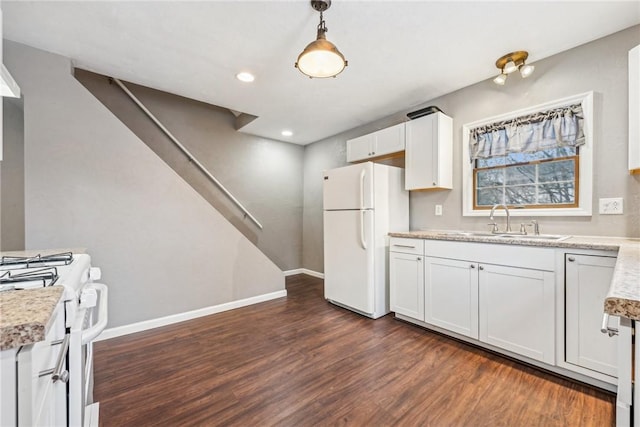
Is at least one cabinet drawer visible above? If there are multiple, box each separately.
[389,237,424,255]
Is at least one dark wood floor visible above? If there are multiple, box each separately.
[94,275,615,426]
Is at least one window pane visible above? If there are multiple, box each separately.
[538,183,575,204]
[477,188,502,206]
[476,147,577,168]
[505,165,535,185]
[539,159,574,183]
[476,169,504,187]
[505,185,536,205]
[504,152,530,165]
[477,157,504,168]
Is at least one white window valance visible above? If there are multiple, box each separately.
[469,103,585,161]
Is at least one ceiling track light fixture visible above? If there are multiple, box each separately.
[295,0,348,78]
[493,51,535,85]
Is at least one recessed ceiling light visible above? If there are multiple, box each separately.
[281,130,293,137]
[236,72,255,83]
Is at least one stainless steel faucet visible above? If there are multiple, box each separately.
[489,204,511,233]
[518,219,540,235]
[530,219,540,235]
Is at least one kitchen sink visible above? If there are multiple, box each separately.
[437,231,497,237]
[436,230,570,241]
[502,234,571,241]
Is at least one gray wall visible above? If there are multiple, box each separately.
[303,25,640,273]
[0,97,25,250]
[74,70,303,271]
[4,40,284,328]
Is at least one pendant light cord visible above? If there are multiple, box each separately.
[318,10,327,32]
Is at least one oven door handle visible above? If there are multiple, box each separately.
[81,283,108,345]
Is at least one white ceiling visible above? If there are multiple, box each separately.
[3,1,640,145]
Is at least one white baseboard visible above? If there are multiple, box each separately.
[283,268,324,279]
[97,289,287,341]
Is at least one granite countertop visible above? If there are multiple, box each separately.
[0,286,64,350]
[0,247,84,351]
[390,230,640,321]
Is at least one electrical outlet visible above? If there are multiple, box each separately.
[435,205,443,216]
[599,198,624,215]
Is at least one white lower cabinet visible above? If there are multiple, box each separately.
[565,253,618,378]
[424,257,478,338]
[389,237,626,389]
[389,238,424,320]
[12,302,67,427]
[390,252,424,320]
[479,264,555,364]
[391,239,558,365]
[423,257,554,363]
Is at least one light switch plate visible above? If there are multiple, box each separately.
[435,205,443,216]
[599,198,624,214]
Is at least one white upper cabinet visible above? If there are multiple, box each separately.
[375,123,405,156]
[405,112,453,190]
[345,112,453,191]
[1,6,3,161]
[346,133,375,162]
[629,45,640,173]
[346,122,405,162]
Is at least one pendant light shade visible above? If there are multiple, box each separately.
[295,0,348,78]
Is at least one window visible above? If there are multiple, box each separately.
[462,92,593,217]
[474,146,579,209]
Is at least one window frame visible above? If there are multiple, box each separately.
[462,92,593,217]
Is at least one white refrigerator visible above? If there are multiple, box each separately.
[323,162,409,318]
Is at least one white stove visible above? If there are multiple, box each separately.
[0,252,108,427]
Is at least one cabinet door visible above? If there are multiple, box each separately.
[630,45,640,172]
[390,252,424,320]
[479,264,555,364]
[346,133,374,163]
[17,303,67,427]
[374,122,405,157]
[405,112,452,190]
[424,257,478,338]
[565,254,617,377]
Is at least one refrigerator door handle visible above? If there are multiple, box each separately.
[360,210,367,249]
[359,169,366,210]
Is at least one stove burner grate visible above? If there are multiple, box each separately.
[0,252,73,269]
[0,267,60,291]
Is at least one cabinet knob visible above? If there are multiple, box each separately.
[567,257,576,262]
[432,182,437,186]
[479,266,484,271]
[417,257,422,261]
[470,264,475,269]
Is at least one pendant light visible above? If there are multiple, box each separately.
[295,0,348,78]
